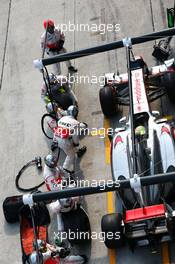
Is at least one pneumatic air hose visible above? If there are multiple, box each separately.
[15,157,45,192]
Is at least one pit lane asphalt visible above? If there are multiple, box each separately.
[0,0,174,263]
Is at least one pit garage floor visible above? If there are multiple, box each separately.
[0,0,175,263]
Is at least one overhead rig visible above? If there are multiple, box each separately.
[34,27,175,68]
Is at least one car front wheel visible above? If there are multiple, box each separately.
[99,86,117,117]
[101,213,125,249]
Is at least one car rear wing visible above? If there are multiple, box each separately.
[33,27,175,69]
[11,171,175,206]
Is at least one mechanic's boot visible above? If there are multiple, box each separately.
[77,146,87,158]
[51,141,58,151]
[68,66,78,72]
[63,168,75,183]
[63,168,74,175]
[80,255,88,263]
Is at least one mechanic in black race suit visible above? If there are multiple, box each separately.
[41,73,73,110]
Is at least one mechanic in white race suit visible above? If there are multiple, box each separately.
[43,153,80,214]
[41,19,77,75]
[51,105,87,174]
[43,153,70,191]
[43,153,81,242]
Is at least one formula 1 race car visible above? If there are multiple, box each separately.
[101,56,175,251]
[32,27,175,253]
[98,35,175,252]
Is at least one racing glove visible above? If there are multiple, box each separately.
[73,142,79,147]
[58,40,64,49]
[56,247,70,258]
[77,146,87,158]
[51,251,57,258]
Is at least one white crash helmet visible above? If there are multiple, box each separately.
[46,102,58,114]
[44,154,57,168]
[29,251,43,264]
[67,105,78,118]
[47,73,57,85]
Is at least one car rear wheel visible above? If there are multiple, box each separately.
[99,86,117,117]
[3,196,23,223]
[101,213,125,249]
[62,207,91,245]
[161,72,175,103]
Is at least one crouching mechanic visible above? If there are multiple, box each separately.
[51,105,87,174]
[28,239,87,264]
[44,102,78,140]
[41,19,77,75]
[43,153,70,191]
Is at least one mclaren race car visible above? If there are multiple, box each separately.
[101,56,175,251]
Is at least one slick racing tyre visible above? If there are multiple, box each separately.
[3,196,23,223]
[101,213,125,249]
[41,113,57,139]
[163,165,175,204]
[99,86,117,117]
[62,207,91,245]
[161,72,175,103]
